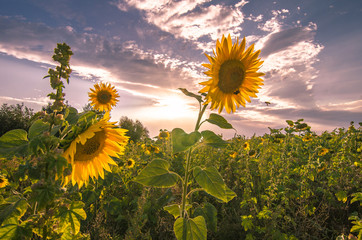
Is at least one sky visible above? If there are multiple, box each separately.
[0,0,361,138]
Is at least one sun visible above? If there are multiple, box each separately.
[199,34,264,113]
[150,95,195,120]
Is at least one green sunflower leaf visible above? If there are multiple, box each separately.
[57,201,86,235]
[64,107,79,125]
[172,128,201,154]
[174,216,207,240]
[0,222,32,240]
[201,130,228,148]
[193,166,236,203]
[28,119,50,139]
[164,204,192,219]
[205,113,233,129]
[193,203,217,232]
[30,183,55,210]
[178,88,203,103]
[134,159,180,188]
[0,129,28,157]
[0,196,28,226]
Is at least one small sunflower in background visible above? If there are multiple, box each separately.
[249,150,257,158]
[0,175,9,188]
[158,130,170,140]
[243,142,250,150]
[319,148,329,156]
[62,113,129,187]
[89,82,120,112]
[273,138,283,144]
[125,158,135,169]
[302,134,313,142]
[230,152,237,158]
[200,34,264,113]
[149,145,160,154]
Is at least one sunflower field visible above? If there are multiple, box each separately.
[0,39,361,240]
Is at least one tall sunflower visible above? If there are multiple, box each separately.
[89,82,120,112]
[63,113,129,187]
[199,34,264,113]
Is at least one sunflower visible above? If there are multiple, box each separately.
[243,142,250,150]
[200,34,264,113]
[88,82,120,112]
[158,130,170,140]
[0,175,8,188]
[230,152,237,158]
[63,113,129,187]
[249,150,257,158]
[125,158,135,169]
[319,148,329,156]
[302,134,313,142]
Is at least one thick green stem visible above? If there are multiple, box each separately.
[195,104,208,131]
[180,148,192,218]
[180,103,208,218]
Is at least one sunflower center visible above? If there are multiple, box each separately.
[75,131,104,161]
[218,60,245,93]
[97,90,112,104]
[0,178,4,183]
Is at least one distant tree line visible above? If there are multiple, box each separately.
[0,103,149,141]
[0,103,35,136]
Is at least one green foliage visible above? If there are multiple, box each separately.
[0,103,34,136]
[119,116,149,142]
[134,159,181,187]
[0,129,28,157]
[0,221,32,240]
[164,204,192,219]
[57,201,86,235]
[205,113,234,129]
[200,130,228,148]
[193,203,217,232]
[193,166,236,203]
[172,128,201,154]
[178,88,203,103]
[0,196,28,225]
[174,216,207,240]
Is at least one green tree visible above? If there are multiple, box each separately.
[119,116,149,142]
[0,103,35,136]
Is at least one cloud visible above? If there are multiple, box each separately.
[257,9,289,33]
[319,100,362,112]
[255,21,324,109]
[260,26,316,58]
[0,16,203,92]
[117,0,247,44]
[0,96,49,109]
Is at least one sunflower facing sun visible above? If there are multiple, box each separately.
[199,34,264,113]
[63,113,129,187]
[89,82,120,112]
